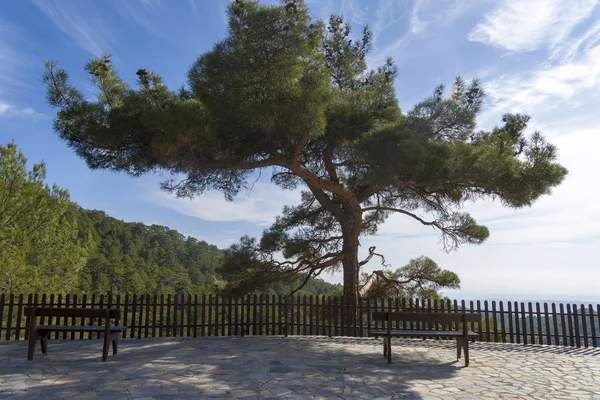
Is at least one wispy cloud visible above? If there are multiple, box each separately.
[0,18,39,118]
[367,0,470,68]
[479,15,600,132]
[187,0,201,17]
[0,100,44,119]
[32,0,113,56]
[306,0,335,20]
[409,0,427,34]
[339,0,367,25]
[371,0,411,46]
[0,18,31,90]
[117,0,164,36]
[145,181,302,226]
[552,18,600,61]
[409,0,470,36]
[468,0,598,52]
[484,46,600,116]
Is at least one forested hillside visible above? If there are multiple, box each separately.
[68,207,224,294]
[68,206,342,296]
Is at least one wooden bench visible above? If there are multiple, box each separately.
[24,307,127,362]
[370,311,481,366]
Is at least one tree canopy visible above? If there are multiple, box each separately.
[43,0,567,311]
[0,142,90,293]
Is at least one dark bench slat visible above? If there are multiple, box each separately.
[25,307,120,319]
[370,329,477,337]
[372,311,481,323]
[37,325,127,333]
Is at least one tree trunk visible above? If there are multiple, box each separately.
[342,245,360,336]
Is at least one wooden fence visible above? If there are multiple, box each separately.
[0,293,598,348]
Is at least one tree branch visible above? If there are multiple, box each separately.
[286,268,324,298]
[361,206,439,228]
[206,157,284,170]
[323,141,339,183]
[292,137,309,161]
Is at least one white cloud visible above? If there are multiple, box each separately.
[371,0,411,45]
[339,0,368,25]
[367,0,470,68]
[552,19,600,61]
[0,100,43,119]
[468,0,598,52]
[144,181,302,226]
[480,43,600,127]
[0,18,31,91]
[409,0,428,34]
[0,19,39,118]
[32,0,113,56]
[117,0,164,36]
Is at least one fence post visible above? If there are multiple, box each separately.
[158,294,164,338]
[543,303,551,345]
[145,294,151,339]
[507,301,514,343]
[573,304,581,348]
[581,305,588,348]
[0,294,5,341]
[499,301,506,343]
[284,296,289,337]
[566,303,574,347]
[152,294,158,338]
[535,302,542,345]
[201,294,206,337]
[551,303,559,346]
[589,304,597,348]
[15,294,24,340]
[321,295,326,337]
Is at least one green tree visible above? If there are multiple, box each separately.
[0,142,91,293]
[359,256,460,300]
[43,0,567,327]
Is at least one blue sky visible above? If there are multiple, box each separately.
[1,0,599,301]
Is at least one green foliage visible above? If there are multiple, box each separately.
[67,208,224,294]
[360,256,460,300]
[0,142,91,294]
[43,0,568,299]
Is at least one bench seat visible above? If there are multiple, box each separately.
[370,329,478,337]
[37,325,127,333]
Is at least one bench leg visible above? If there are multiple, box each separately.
[41,336,48,355]
[27,333,37,361]
[112,336,118,355]
[386,337,392,364]
[102,334,110,362]
[41,337,47,354]
[464,339,470,367]
[457,338,462,360]
[383,339,387,358]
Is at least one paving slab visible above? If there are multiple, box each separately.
[0,336,598,399]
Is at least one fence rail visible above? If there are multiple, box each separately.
[1,293,598,348]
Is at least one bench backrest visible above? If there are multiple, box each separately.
[24,307,120,319]
[372,311,481,324]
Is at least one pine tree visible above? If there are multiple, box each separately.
[43,0,567,330]
[0,142,91,293]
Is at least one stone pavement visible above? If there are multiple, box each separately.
[0,336,599,399]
